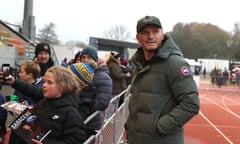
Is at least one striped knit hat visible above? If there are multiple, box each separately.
[68,61,96,88]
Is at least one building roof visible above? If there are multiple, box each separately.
[0,20,34,46]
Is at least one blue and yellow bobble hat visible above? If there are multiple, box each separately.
[68,61,97,88]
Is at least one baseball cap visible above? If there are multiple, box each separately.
[137,16,162,33]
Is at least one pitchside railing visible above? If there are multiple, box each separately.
[83,86,131,144]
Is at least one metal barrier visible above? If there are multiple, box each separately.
[83,86,131,144]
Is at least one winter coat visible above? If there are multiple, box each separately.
[125,35,200,144]
[33,93,87,144]
[79,60,112,132]
[107,56,127,95]
[13,78,44,105]
[9,78,44,144]
[11,80,87,144]
[11,79,43,102]
[121,64,133,86]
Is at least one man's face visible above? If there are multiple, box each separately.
[37,51,50,64]
[136,25,164,51]
[80,54,94,63]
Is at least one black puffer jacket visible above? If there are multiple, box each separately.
[12,79,43,102]
[11,79,87,144]
[34,93,87,144]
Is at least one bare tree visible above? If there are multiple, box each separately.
[36,22,60,44]
[103,25,131,41]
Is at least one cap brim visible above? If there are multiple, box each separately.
[137,22,162,32]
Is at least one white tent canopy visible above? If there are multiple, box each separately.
[184,58,201,66]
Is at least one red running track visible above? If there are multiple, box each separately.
[185,80,240,144]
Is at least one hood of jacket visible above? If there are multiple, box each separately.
[96,58,110,75]
[38,92,79,110]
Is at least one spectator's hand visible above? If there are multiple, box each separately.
[0,71,15,85]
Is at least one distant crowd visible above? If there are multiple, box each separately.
[210,67,240,88]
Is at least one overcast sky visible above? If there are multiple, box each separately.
[0,0,239,43]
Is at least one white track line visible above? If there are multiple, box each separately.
[203,96,228,111]
[203,92,240,119]
[222,97,240,119]
[223,96,240,105]
[199,111,233,144]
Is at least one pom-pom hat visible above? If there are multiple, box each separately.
[68,61,96,88]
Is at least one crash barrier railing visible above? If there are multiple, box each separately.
[83,86,131,144]
[84,110,101,125]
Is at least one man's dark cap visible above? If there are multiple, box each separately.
[137,16,162,33]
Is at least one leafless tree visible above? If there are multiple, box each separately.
[103,25,131,41]
[36,22,60,44]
